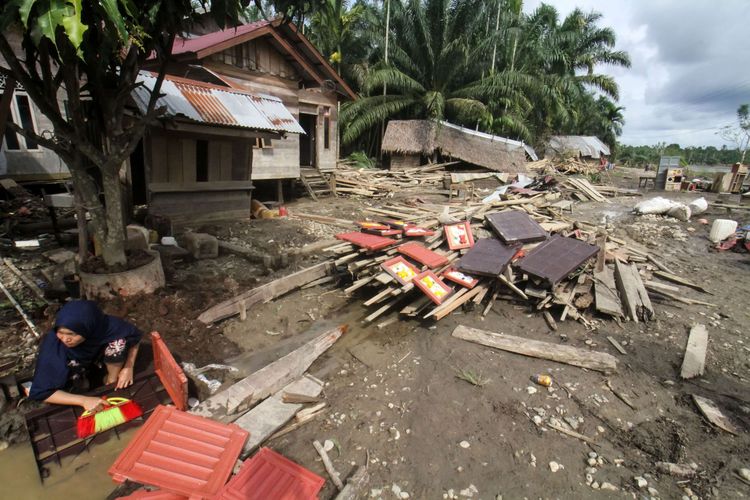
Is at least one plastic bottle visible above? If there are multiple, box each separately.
[531,374,552,387]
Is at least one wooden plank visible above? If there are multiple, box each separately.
[653,271,711,294]
[614,261,653,322]
[680,324,708,379]
[191,325,345,420]
[433,286,485,321]
[693,395,738,435]
[644,280,680,294]
[607,336,627,355]
[3,258,47,303]
[594,267,624,318]
[452,325,618,373]
[198,262,334,323]
[236,374,324,457]
[334,466,370,500]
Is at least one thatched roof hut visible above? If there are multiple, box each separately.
[381,120,533,173]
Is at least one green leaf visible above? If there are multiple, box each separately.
[16,0,38,28]
[99,0,128,43]
[33,0,68,47]
[61,0,88,53]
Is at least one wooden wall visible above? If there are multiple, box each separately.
[203,36,341,180]
[145,129,254,221]
[390,154,421,170]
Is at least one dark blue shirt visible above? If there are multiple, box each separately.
[29,301,142,401]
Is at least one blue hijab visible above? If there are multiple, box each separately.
[29,300,142,401]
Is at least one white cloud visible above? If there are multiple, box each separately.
[524,0,750,147]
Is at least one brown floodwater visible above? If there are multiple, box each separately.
[0,430,133,500]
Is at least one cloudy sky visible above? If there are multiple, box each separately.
[524,0,750,147]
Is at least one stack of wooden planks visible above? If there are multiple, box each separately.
[527,158,601,176]
[333,162,457,198]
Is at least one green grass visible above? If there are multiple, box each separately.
[455,368,489,387]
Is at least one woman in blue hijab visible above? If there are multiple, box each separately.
[29,300,143,412]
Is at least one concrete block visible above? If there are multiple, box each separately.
[183,232,218,259]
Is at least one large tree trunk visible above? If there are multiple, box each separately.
[68,154,127,269]
[100,166,127,268]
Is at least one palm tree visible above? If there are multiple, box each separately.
[307,0,376,77]
[340,0,491,145]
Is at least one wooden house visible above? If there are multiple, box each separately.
[0,33,69,183]
[132,18,356,221]
[381,120,535,173]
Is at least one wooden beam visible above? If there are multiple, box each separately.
[593,268,624,319]
[614,261,654,322]
[452,325,618,373]
[235,374,324,458]
[0,77,16,141]
[191,324,346,419]
[269,30,324,85]
[680,324,708,379]
[198,261,334,323]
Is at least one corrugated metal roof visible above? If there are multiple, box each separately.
[439,121,538,161]
[547,136,610,159]
[133,72,304,134]
[172,20,271,56]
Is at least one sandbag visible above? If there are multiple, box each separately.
[667,204,691,222]
[688,197,708,215]
[634,197,679,215]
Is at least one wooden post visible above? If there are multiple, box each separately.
[276,179,284,203]
[0,77,16,141]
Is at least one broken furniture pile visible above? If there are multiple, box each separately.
[319,197,712,329]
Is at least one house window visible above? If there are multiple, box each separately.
[4,94,39,150]
[253,137,272,149]
[196,140,208,182]
[323,107,331,150]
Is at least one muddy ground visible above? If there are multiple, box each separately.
[1,170,750,499]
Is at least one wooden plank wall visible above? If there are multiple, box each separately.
[205,40,341,179]
[149,191,252,224]
[149,131,252,184]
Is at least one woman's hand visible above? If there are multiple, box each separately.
[116,367,134,389]
[80,396,107,413]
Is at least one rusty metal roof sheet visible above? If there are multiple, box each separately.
[516,235,599,285]
[109,405,248,498]
[133,72,304,135]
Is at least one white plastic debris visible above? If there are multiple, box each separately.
[709,219,738,243]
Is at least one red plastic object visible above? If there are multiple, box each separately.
[403,225,435,237]
[151,332,189,411]
[117,489,187,499]
[441,268,478,289]
[398,242,448,268]
[413,271,453,305]
[335,231,395,250]
[214,447,325,500]
[108,405,249,499]
[443,221,475,250]
[381,256,420,285]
